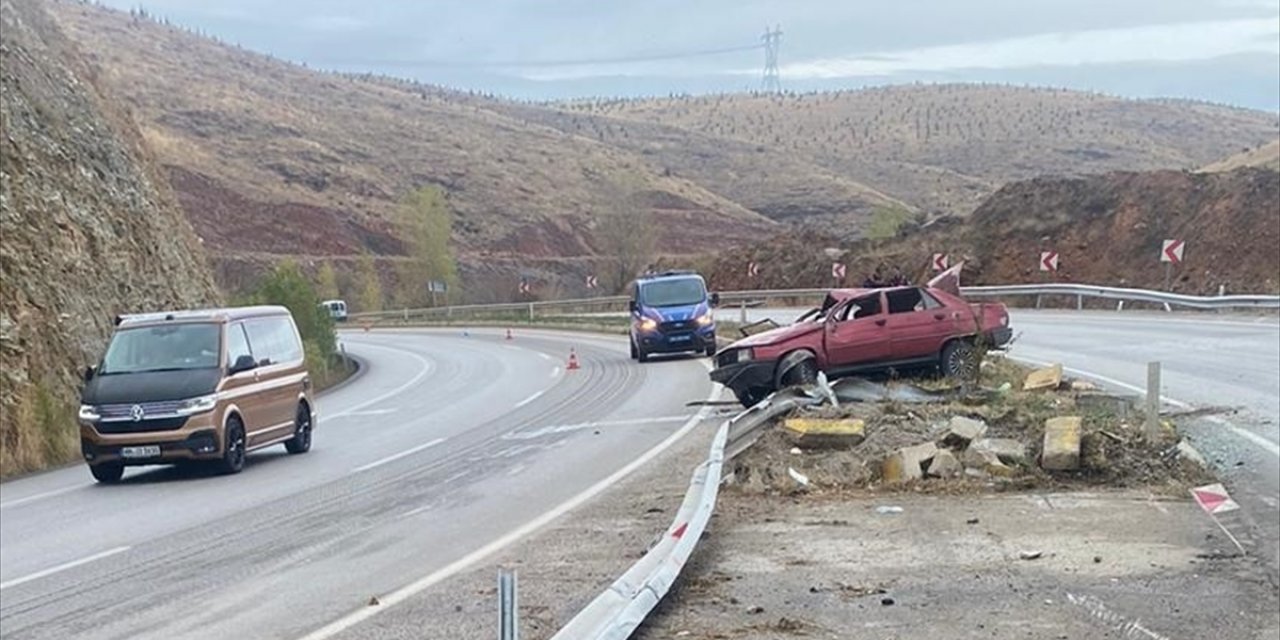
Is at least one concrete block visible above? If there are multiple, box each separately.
[783,418,866,449]
[926,449,962,479]
[960,448,1016,477]
[1023,363,1063,391]
[942,416,988,448]
[1042,416,1082,471]
[881,442,938,483]
[968,438,1028,467]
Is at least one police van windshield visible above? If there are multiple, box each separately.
[100,323,221,374]
[639,278,707,308]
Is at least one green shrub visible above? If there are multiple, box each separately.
[250,261,338,371]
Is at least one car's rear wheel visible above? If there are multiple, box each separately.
[217,417,247,475]
[89,462,124,484]
[285,403,312,454]
[940,340,978,380]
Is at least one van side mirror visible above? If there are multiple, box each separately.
[628,300,638,313]
[83,365,96,382]
[710,292,721,307]
[229,354,257,375]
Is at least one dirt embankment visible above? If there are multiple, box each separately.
[0,0,221,476]
[709,167,1280,295]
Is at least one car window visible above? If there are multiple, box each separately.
[244,316,302,365]
[847,294,882,320]
[226,323,252,366]
[919,290,944,310]
[887,288,926,314]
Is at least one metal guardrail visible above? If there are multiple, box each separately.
[549,397,797,640]
[349,284,1278,324]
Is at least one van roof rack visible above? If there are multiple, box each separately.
[639,269,699,280]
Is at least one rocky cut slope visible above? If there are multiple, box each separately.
[0,0,220,476]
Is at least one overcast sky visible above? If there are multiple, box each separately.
[103,0,1280,109]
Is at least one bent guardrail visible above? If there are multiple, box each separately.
[549,398,797,640]
[349,283,1278,325]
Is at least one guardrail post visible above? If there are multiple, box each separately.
[402,308,408,322]
[739,301,747,324]
[1116,300,1124,312]
[1035,294,1043,309]
[1076,294,1083,310]
[499,568,518,640]
[1145,362,1161,439]
[527,303,535,323]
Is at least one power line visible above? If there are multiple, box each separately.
[318,43,764,70]
[761,25,782,93]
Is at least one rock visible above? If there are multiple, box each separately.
[968,438,1028,467]
[1176,440,1208,467]
[966,517,980,525]
[1042,416,1083,470]
[1023,363,1064,391]
[926,449,963,478]
[881,597,896,606]
[962,448,1017,477]
[874,505,904,515]
[1020,550,1044,561]
[747,605,765,615]
[942,416,988,448]
[1070,379,1100,391]
[881,442,939,483]
[783,417,866,448]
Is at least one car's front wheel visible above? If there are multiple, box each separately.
[217,417,247,475]
[89,462,124,484]
[734,387,769,407]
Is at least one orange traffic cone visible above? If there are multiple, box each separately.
[505,328,513,341]
[566,348,581,371]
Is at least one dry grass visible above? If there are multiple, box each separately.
[1,382,79,479]
[1201,139,1280,173]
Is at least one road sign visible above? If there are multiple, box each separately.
[518,280,531,294]
[1039,251,1059,272]
[831,262,846,280]
[747,261,760,278]
[585,275,598,289]
[1192,483,1240,515]
[931,253,949,272]
[427,280,448,293]
[1161,239,1185,264]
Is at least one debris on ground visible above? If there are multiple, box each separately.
[1042,416,1083,470]
[782,417,866,448]
[1023,363,1064,390]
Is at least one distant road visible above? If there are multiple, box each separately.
[0,329,719,640]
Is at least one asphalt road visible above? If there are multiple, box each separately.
[719,306,1280,577]
[0,329,719,640]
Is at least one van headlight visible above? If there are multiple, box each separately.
[639,318,658,332]
[696,313,714,326]
[175,394,218,416]
[78,404,101,422]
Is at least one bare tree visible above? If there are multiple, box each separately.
[595,190,658,294]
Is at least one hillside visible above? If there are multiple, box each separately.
[707,168,1280,296]
[0,0,220,476]
[595,87,1279,217]
[1201,140,1280,173]
[48,2,776,285]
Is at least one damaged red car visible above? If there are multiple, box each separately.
[710,266,1012,406]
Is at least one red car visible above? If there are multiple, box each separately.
[710,268,1012,406]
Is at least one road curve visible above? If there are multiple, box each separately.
[0,328,718,640]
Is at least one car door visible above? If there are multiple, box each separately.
[884,288,953,359]
[823,293,891,369]
[242,317,297,446]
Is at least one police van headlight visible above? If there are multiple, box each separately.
[639,318,658,332]
[175,394,218,416]
[696,313,714,326]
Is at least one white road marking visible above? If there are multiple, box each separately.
[351,438,447,474]
[513,390,545,409]
[0,485,82,510]
[1011,354,1280,458]
[538,353,554,362]
[0,546,131,591]
[297,363,720,640]
[326,346,432,420]
[551,367,561,378]
[334,408,398,417]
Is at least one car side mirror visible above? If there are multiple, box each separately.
[628,300,638,313]
[229,354,257,375]
[709,292,721,307]
[83,365,96,382]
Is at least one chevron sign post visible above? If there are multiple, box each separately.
[585,275,598,289]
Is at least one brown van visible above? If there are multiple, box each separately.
[77,306,315,483]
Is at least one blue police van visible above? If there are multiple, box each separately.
[628,270,720,362]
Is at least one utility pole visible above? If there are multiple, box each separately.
[761,25,782,94]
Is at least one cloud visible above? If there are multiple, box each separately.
[755,18,1279,79]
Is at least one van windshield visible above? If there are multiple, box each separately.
[100,323,221,374]
[639,278,707,308]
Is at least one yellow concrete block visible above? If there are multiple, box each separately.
[1023,363,1064,391]
[1042,416,1083,470]
[784,418,867,449]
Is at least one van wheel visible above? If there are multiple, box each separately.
[90,462,124,484]
[637,346,650,363]
[285,403,313,454]
[629,339,639,360]
[940,340,978,380]
[218,417,247,475]
[704,344,717,358]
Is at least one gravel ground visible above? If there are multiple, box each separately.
[636,490,1280,640]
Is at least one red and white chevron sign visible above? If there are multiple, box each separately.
[1191,483,1239,515]
[585,275,598,289]
[831,262,847,280]
[1039,251,1059,272]
[747,261,760,278]
[931,253,949,272]
[518,280,531,294]
[1161,239,1185,264]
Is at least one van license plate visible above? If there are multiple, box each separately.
[121,445,160,458]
